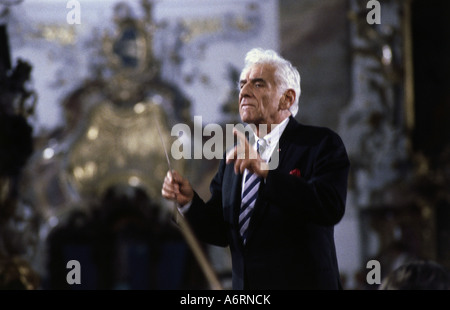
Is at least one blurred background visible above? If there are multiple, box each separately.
[0,0,449,290]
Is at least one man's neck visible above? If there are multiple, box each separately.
[255,115,291,138]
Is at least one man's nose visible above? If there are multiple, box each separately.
[239,83,252,99]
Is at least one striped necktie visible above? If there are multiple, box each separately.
[238,139,265,244]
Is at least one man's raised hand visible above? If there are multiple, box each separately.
[225,129,269,178]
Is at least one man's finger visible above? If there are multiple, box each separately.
[226,146,237,163]
[168,169,182,184]
[161,186,176,200]
[234,129,251,160]
[234,159,241,175]
[166,170,174,183]
[162,179,175,193]
[233,129,248,147]
[239,159,248,174]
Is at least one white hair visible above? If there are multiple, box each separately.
[240,48,301,117]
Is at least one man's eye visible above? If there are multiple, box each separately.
[255,83,262,88]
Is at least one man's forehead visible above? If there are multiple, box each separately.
[240,63,275,81]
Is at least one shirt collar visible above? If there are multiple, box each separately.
[252,116,290,148]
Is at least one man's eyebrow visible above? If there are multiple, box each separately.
[239,78,266,85]
[252,78,266,84]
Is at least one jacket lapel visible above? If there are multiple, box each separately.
[232,172,243,225]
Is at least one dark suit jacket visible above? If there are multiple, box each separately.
[185,116,350,290]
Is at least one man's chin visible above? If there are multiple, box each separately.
[239,113,255,124]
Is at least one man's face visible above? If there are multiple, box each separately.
[238,63,283,127]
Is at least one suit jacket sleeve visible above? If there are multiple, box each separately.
[184,158,229,247]
[262,126,350,226]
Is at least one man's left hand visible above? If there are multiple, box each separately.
[225,129,269,178]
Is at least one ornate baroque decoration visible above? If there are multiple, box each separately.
[67,99,179,201]
[340,0,411,208]
[67,2,187,202]
[339,0,449,287]
[23,0,191,225]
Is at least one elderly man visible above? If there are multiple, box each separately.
[162,48,350,290]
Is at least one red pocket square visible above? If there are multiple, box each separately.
[289,168,301,177]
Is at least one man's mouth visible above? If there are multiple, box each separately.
[240,99,254,108]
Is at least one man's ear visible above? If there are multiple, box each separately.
[279,89,295,110]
